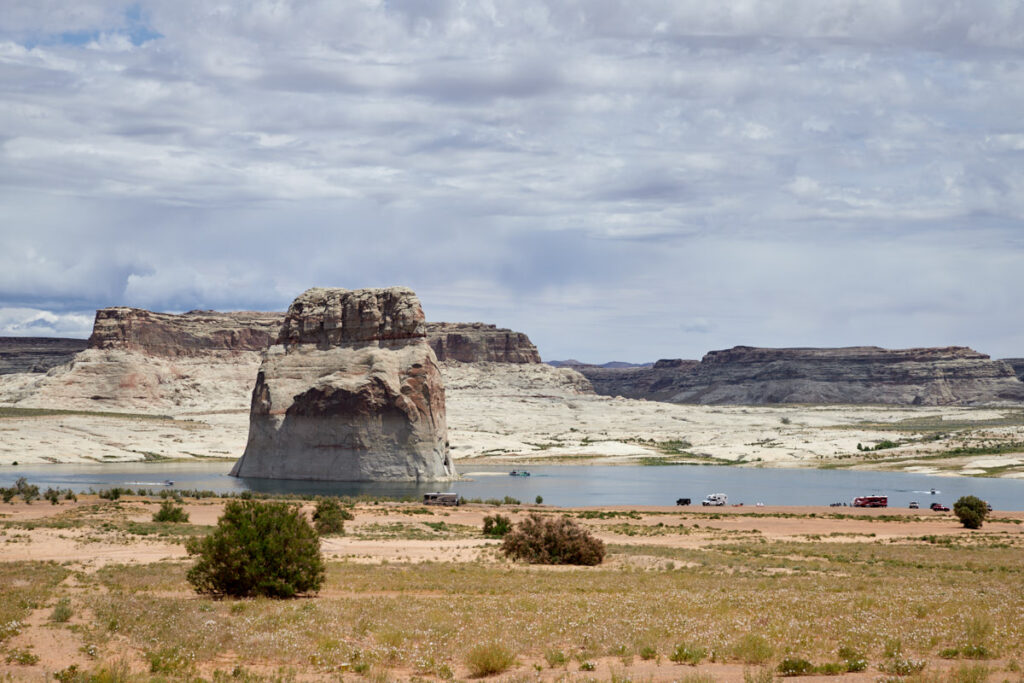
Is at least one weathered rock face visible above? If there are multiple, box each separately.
[89,308,284,356]
[571,359,699,401]
[230,287,452,482]
[0,337,88,375]
[426,323,541,363]
[580,346,1024,406]
[1002,359,1024,382]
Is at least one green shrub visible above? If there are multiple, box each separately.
[500,513,605,565]
[186,500,325,598]
[778,658,814,676]
[152,499,189,523]
[954,496,989,529]
[669,643,706,665]
[535,495,543,504]
[312,498,351,536]
[465,642,515,677]
[147,646,192,674]
[837,646,867,672]
[544,649,567,668]
[639,645,658,661]
[51,597,73,623]
[482,513,512,538]
[14,477,39,504]
[733,634,773,665]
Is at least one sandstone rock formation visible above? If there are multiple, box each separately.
[230,287,452,482]
[426,322,541,363]
[578,346,1024,406]
[89,307,283,356]
[1002,359,1024,382]
[0,337,88,375]
[572,358,699,401]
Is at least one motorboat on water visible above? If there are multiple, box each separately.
[509,470,531,477]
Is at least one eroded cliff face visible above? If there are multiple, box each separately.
[571,359,699,401]
[0,338,88,375]
[89,308,283,356]
[426,323,541,363]
[230,287,452,482]
[578,346,1024,406]
[1002,359,1024,383]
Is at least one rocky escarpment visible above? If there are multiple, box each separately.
[89,307,284,356]
[425,322,540,363]
[572,358,699,401]
[1002,359,1024,382]
[230,287,452,482]
[0,337,88,375]
[583,346,1024,406]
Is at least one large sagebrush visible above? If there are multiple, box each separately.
[500,513,605,565]
[186,500,324,598]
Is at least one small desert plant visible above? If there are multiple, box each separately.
[778,657,814,676]
[670,643,706,665]
[837,646,867,672]
[147,646,192,674]
[312,497,351,536]
[544,649,567,668]
[733,634,773,665]
[954,496,989,529]
[1,487,16,504]
[51,597,73,623]
[535,495,543,504]
[500,513,605,565]
[14,477,39,503]
[639,645,658,661]
[465,642,515,677]
[152,499,189,523]
[743,666,775,683]
[186,499,325,598]
[44,487,61,505]
[950,663,991,683]
[482,513,512,538]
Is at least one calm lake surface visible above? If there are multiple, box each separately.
[2,461,1023,509]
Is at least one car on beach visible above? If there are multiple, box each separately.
[909,501,919,509]
[930,502,950,511]
[702,493,728,506]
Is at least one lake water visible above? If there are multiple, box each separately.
[2,461,1023,509]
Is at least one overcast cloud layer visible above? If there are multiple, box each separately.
[2,1,1024,361]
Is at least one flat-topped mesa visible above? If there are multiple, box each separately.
[0,337,89,375]
[231,287,452,482]
[426,322,541,363]
[89,307,284,356]
[675,345,1024,405]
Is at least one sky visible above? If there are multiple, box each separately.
[2,1,1024,362]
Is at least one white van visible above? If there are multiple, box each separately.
[701,493,728,506]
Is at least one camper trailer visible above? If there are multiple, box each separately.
[423,492,460,506]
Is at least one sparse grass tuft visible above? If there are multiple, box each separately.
[465,642,515,677]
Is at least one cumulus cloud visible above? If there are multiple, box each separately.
[1,1,1023,360]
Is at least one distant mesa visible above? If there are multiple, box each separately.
[0,337,88,375]
[230,287,453,482]
[89,307,283,356]
[427,322,540,364]
[575,345,1024,406]
[547,359,652,369]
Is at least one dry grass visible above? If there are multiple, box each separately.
[2,500,1024,681]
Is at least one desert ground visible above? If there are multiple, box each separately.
[3,360,1024,478]
[1,493,1023,682]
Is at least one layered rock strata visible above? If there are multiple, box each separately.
[578,346,1024,406]
[230,287,452,481]
[571,358,699,401]
[0,337,88,375]
[425,322,541,363]
[1002,359,1024,383]
[89,308,283,356]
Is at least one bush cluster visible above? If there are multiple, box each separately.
[186,500,324,598]
[152,499,189,523]
[500,513,605,565]
[312,497,353,536]
[482,513,512,538]
[954,496,989,529]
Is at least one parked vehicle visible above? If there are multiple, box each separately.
[853,495,888,508]
[423,492,460,506]
[909,501,919,509]
[676,498,691,506]
[702,493,728,506]
[930,502,949,512]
